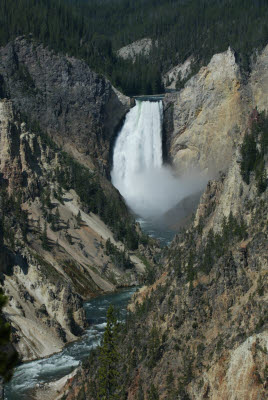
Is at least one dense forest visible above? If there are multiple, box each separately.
[0,0,268,94]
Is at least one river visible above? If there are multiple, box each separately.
[4,287,138,400]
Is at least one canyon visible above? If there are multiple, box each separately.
[0,36,267,400]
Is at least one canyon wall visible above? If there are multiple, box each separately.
[0,37,130,173]
[163,45,268,178]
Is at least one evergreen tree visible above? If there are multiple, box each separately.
[240,132,258,184]
[75,210,82,228]
[37,216,41,234]
[240,112,268,192]
[55,207,60,230]
[41,221,49,250]
[0,217,3,248]
[255,158,267,194]
[96,305,120,400]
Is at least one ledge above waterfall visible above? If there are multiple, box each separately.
[132,94,165,102]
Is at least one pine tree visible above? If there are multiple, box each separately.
[75,210,82,228]
[55,207,60,230]
[97,305,120,400]
[255,158,267,194]
[240,132,258,184]
[41,221,49,250]
[0,217,3,248]
[51,216,56,232]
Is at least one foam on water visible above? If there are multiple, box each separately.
[95,322,107,329]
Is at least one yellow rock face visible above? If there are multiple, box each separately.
[165,46,268,179]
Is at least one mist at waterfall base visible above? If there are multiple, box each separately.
[111,100,206,231]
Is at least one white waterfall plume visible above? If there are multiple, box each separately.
[111,100,204,219]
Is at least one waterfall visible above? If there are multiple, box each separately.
[112,100,163,174]
[111,100,183,218]
[111,100,207,220]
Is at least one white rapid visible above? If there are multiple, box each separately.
[111,100,204,219]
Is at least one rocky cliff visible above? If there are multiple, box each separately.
[162,57,193,90]
[163,45,268,178]
[0,37,130,174]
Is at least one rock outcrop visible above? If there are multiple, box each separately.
[0,37,130,173]
[117,38,155,62]
[249,43,268,112]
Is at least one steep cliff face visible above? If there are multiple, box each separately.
[0,99,148,361]
[0,37,130,173]
[163,47,268,177]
